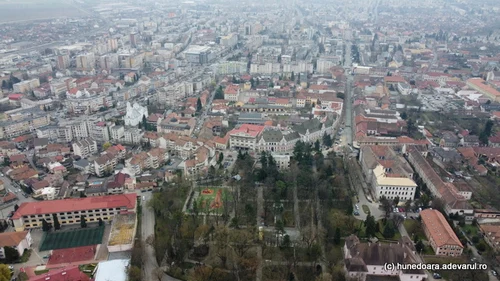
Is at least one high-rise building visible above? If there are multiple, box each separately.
[100,54,119,70]
[107,38,118,52]
[56,54,70,70]
[76,53,96,70]
[130,32,138,47]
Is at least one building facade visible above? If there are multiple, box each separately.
[420,209,464,256]
[11,193,137,231]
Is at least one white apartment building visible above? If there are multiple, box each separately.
[111,126,125,141]
[94,153,117,177]
[72,138,97,158]
[91,122,112,142]
[124,128,143,144]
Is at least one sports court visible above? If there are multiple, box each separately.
[39,226,105,251]
[47,245,97,265]
[194,188,232,215]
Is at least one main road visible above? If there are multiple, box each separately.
[343,42,354,147]
[141,192,181,281]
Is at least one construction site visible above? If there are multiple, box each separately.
[106,212,137,252]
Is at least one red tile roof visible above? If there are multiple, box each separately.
[228,124,265,138]
[12,193,136,219]
[0,231,29,247]
[420,209,463,248]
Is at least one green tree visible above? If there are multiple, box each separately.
[0,264,11,281]
[336,92,345,99]
[217,152,224,165]
[400,111,408,120]
[291,71,295,81]
[3,246,20,263]
[214,85,224,99]
[393,196,400,207]
[383,220,396,238]
[98,218,104,227]
[260,151,268,168]
[346,198,354,215]
[142,115,148,131]
[80,215,87,228]
[364,215,377,238]
[479,120,494,144]
[415,240,424,253]
[14,204,19,211]
[334,227,341,245]
[407,118,415,135]
[102,142,112,151]
[282,234,291,248]
[196,97,202,112]
[380,196,392,218]
[52,214,60,230]
[314,139,321,152]
[322,132,333,147]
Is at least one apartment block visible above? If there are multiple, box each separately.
[13,78,40,93]
[72,138,98,158]
[0,109,50,139]
[76,53,96,70]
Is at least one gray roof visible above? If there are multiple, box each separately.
[33,138,49,147]
[292,118,322,135]
[73,159,90,168]
[283,131,300,141]
[260,130,283,142]
[239,112,263,119]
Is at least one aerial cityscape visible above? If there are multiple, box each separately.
[0,0,500,280]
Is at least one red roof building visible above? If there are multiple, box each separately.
[12,193,137,231]
[420,209,463,256]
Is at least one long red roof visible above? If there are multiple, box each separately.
[12,193,136,219]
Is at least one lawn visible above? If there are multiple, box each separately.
[403,219,425,240]
[362,205,370,214]
[461,224,479,236]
